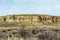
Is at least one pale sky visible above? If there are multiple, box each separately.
[0,0,60,16]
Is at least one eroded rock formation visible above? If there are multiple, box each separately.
[0,14,60,23]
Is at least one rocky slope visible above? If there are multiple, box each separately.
[0,14,60,26]
[0,14,60,40]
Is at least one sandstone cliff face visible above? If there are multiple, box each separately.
[0,14,60,23]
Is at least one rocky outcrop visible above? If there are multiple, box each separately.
[0,14,60,23]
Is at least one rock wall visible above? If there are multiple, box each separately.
[0,14,60,23]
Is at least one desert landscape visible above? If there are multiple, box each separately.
[0,14,60,40]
